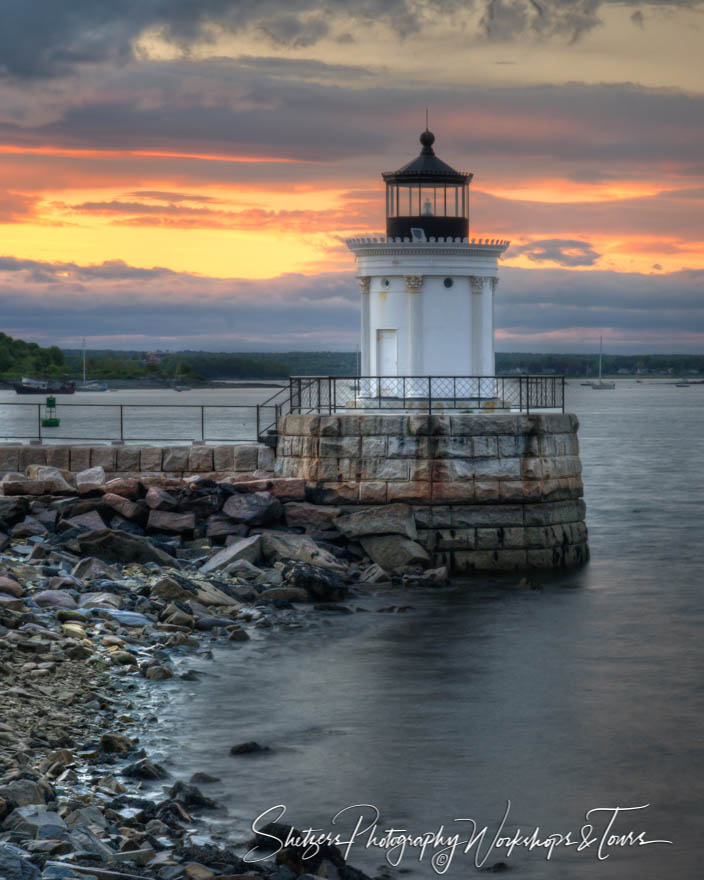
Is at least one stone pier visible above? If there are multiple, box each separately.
[275,412,588,572]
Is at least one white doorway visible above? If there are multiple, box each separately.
[376,329,397,395]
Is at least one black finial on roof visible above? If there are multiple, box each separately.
[419,129,435,153]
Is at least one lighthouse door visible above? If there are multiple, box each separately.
[376,329,397,394]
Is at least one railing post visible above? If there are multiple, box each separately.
[519,377,523,413]
[527,378,531,414]
[428,377,432,414]
[328,377,333,414]
[201,406,205,441]
[37,403,41,441]
[333,377,337,414]
[256,404,261,441]
[453,377,457,409]
[120,405,124,442]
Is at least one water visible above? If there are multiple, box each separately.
[12,379,704,877]
[0,385,284,444]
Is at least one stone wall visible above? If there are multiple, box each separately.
[275,412,588,572]
[0,443,274,478]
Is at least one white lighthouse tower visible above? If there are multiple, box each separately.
[346,129,509,386]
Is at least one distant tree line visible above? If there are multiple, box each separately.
[0,332,66,378]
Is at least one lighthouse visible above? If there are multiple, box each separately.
[346,129,509,383]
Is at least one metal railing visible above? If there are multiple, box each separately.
[287,375,565,416]
[0,375,563,445]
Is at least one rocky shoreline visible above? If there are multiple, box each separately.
[0,465,449,880]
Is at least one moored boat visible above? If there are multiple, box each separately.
[15,377,76,395]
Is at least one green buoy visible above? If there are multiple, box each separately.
[41,395,60,428]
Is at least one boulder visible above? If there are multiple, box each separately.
[24,466,75,494]
[221,559,264,580]
[402,566,450,586]
[79,591,122,609]
[32,590,78,610]
[205,515,248,538]
[194,582,240,607]
[71,529,177,567]
[222,491,282,525]
[0,779,52,808]
[75,466,106,493]
[102,493,141,520]
[360,535,430,571]
[358,563,391,584]
[103,477,140,498]
[147,509,196,533]
[283,502,341,532]
[0,843,41,880]
[335,503,417,540]
[145,486,179,511]
[261,532,345,571]
[282,562,347,601]
[260,586,309,602]
[0,496,29,522]
[1,475,49,496]
[199,535,262,573]
[71,556,121,580]
[0,576,23,598]
[65,510,106,532]
[150,576,194,601]
[10,516,48,538]
[123,758,168,780]
[2,805,66,837]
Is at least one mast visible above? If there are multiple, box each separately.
[598,336,603,382]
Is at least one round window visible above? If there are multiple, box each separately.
[381,278,390,288]
[443,277,454,288]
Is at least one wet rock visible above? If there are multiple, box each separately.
[358,563,390,584]
[189,772,219,785]
[70,529,177,567]
[335,503,417,540]
[110,650,138,666]
[199,535,262,573]
[260,586,309,602]
[220,559,264,580]
[100,732,134,753]
[100,609,151,626]
[401,566,449,586]
[222,491,282,526]
[360,535,430,571]
[0,843,41,880]
[194,616,235,631]
[168,781,217,809]
[227,625,250,642]
[32,590,78,610]
[79,591,122,609]
[150,576,194,601]
[230,741,269,755]
[71,556,120,581]
[0,779,52,808]
[147,510,196,534]
[0,575,24,598]
[143,664,173,680]
[194,582,240,607]
[2,805,66,837]
[282,562,347,601]
[123,758,168,780]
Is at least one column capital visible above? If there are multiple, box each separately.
[357,276,371,294]
[405,274,424,292]
[470,275,487,295]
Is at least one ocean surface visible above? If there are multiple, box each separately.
[5,380,703,877]
[124,380,704,880]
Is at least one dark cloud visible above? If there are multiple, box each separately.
[1,255,703,352]
[509,238,602,266]
[0,0,699,81]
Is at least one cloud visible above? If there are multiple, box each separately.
[509,238,602,266]
[1,255,703,352]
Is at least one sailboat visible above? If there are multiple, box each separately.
[172,361,192,392]
[592,336,615,390]
[76,338,108,391]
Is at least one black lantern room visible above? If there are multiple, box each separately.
[383,129,472,240]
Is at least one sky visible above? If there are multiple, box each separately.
[0,0,702,353]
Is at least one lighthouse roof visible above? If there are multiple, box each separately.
[382,130,471,184]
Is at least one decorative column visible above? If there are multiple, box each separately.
[470,275,484,377]
[405,275,424,378]
[481,276,494,376]
[489,277,498,376]
[357,276,371,378]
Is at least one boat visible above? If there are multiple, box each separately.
[675,380,690,388]
[15,377,76,395]
[591,337,615,390]
[171,361,191,392]
[75,338,109,391]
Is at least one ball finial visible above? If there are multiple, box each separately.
[420,129,435,150]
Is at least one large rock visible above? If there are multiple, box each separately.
[199,535,262,573]
[32,590,78,610]
[1,474,50,496]
[283,502,341,532]
[0,496,29,522]
[147,509,196,533]
[261,532,345,571]
[2,805,66,837]
[150,576,194,601]
[222,491,282,525]
[335,503,417,540]
[71,556,121,580]
[0,576,23,598]
[24,466,75,494]
[360,535,430,571]
[145,486,179,510]
[0,779,52,808]
[195,582,240,607]
[10,517,47,539]
[282,562,347,601]
[102,492,141,520]
[0,843,41,880]
[76,466,106,493]
[65,510,107,532]
[71,528,177,567]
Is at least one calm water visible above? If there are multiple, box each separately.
[59,381,704,877]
